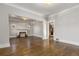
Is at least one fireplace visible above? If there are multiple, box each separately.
[17,32,28,38]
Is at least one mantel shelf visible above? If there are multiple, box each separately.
[16,29,28,30]
[10,28,30,30]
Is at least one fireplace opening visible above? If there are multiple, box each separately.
[17,32,28,38]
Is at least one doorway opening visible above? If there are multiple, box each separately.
[49,22,54,41]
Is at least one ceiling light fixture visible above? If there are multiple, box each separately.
[21,16,28,20]
[44,3,52,6]
[43,0,53,7]
[36,3,53,7]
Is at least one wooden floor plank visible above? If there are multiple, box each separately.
[0,36,79,56]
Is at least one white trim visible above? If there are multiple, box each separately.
[9,36,16,38]
[58,5,79,14]
[4,3,42,17]
[59,39,79,46]
[49,4,79,17]
[0,43,10,48]
[4,3,45,22]
[32,34,43,38]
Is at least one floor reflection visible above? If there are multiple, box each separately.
[0,36,79,56]
[43,40,49,48]
[10,38,16,53]
[27,39,31,49]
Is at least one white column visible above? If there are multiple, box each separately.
[43,20,49,40]
[42,20,49,48]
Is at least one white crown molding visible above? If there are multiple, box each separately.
[49,4,79,18]
[58,4,79,15]
[4,3,43,17]
[2,3,45,21]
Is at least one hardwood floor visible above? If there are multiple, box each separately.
[0,36,79,56]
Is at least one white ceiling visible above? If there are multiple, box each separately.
[12,3,79,16]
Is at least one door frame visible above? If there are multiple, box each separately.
[48,20,55,41]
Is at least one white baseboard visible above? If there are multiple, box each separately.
[0,43,10,48]
[32,34,43,38]
[9,36,16,38]
[59,39,79,46]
